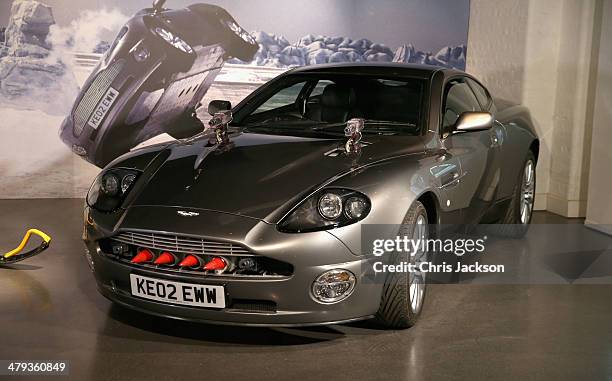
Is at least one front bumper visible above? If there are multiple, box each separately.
[85,207,384,326]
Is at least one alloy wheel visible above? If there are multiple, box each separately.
[520,160,535,224]
[409,214,428,313]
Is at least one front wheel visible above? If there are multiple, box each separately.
[375,201,429,329]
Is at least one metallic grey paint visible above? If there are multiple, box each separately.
[84,63,539,326]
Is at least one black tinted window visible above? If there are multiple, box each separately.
[353,79,422,124]
[236,74,425,136]
[443,80,481,132]
[466,78,491,109]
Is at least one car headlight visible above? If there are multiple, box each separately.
[86,168,140,212]
[318,193,343,219]
[311,269,356,304]
[152,26,194,54]
[278,189,371,233]
[130,41,150,62]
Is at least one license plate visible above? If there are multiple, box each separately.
[130,274,225,308]
[87,87,119,129]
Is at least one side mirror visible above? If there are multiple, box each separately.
[208,100,232,116]
[454,112,493,132]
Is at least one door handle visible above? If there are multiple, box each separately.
[440,171,462,189]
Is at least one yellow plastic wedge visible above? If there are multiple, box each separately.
[3,229,52,259]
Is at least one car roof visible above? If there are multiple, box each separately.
[287,62,464,79]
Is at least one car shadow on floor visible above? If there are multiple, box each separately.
[105,303,349,346]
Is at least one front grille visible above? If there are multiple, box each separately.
[111,231,253,256]
[101,231,294,278]
[73,59,124,136]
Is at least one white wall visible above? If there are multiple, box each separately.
[585,0,612,233]
[465,0,529,103]
[467,0,602,217]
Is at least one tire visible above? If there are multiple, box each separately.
[375,201,429,329]
[187,4,258,62]
[218,17,258,61]
[489,151,536,238]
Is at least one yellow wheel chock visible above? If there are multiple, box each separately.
[1,229,51,265]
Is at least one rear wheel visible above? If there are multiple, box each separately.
[219,17,258,61]
[375,201,429,329]
[489,151,536,237]
[187,4,258,62]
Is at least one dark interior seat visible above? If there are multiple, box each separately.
[357,86,420,123]
[316,84,357,123]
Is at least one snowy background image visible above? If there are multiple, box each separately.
[0,0,470,198]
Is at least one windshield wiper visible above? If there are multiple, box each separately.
[241,120,416,136]
[312,120,416,134]
[363,120,416,127]
[310,122,347,131]
[242,121,345,133]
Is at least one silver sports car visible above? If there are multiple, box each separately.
[83,63,539,328]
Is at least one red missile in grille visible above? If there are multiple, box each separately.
[131,248,154,264]
[154,251,176,265]
[178,255,200,268]
[203,257,227,271]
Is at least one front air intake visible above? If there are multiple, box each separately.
[100,231,294,278]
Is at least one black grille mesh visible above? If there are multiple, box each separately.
[73,59,124,136]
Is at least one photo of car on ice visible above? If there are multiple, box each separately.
[83,62,539,328]
[58,0,258,167]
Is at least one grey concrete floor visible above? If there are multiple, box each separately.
[0,199,611,380]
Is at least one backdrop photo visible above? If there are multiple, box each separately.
[0,0,470,197]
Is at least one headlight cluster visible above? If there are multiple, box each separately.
[279,189,371,233]
[311,269,356,304]
[130,41,150,62]
[152,26,194,54]
[87,168,140,212]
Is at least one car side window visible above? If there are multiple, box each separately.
[466,78,491,110]
[442,79,481,134]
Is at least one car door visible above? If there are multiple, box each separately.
[440,77,501,225]
[466,77,509,201]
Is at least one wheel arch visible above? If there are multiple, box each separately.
[529,139,540,163]
[416,191,439,226]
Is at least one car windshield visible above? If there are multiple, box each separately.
[232,74,426,136]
